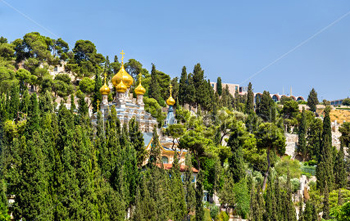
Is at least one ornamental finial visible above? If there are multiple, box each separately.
[104,72,107,85]
[120,50,125,63]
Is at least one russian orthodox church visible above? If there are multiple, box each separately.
[94,50,187,166]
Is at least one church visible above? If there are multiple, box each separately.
[94,50,186,166]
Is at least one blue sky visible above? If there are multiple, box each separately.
[1,0,350,100]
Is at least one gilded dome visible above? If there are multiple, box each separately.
[166,84,175,106]
[100,73,110,95]
[100,84,110,95]
[135,73,146,95]
[116,80,127,93]
[111,50,133,88]
[166,96,175,106]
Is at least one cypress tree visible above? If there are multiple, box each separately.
[322,182,330,220]
[129,118,146,167]
[77,91,88,117]
[70,94,76,113]
[216,77,222,96]
[192,63,206,108]
[9,84,20,120]
[184,153,195,217]
[307,88,319,112]
[25,93,40,136]
[195,170,204,221]
[286,170,297,221]
[92,71,102,113]
[246,82,254,113]
[169,156,187,220]
[186,73,196,107]
[334,145,346,189]
[179,66,188,106]
[227,130,245,183]
[256,91,275,122]
[148,64,161,102]
[303,201,313,221]
[256,187,265,221]
[265,174,277,221]
[0,179,10,221]
[20,88,30,114]
[298,108,307,160]
[149,127,161,165]
[338,188,343,206]
[12,134,53,221]
[298,195,304,221]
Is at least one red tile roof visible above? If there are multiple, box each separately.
[156,163,199,173]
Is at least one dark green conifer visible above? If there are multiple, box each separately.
[216,77,222,96]
[9,84,20,120]
[246,82,254,113]
[148,64,161,102]
[256,91,275,122]
[0,179,10,221]
[92,71,102,113]
[184,153,195,217]
[20,88,30,114]
[195,170,204,221]
[186,73,196,107]
[334,145,346,189]
[179,66,188,105]
[129,118,146,166]
[298,108,307,160]
[307,88,319,112]
[227,130,245,183]
[322,182,330,220]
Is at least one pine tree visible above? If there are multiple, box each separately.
[246,82,254,114]
[307,88,319,112]
[179,66,188,106]
[148,64,161,102]
[334,145,346,189]
[298,108,307,160]
[195,170,204,221]
[322,182,330,220]
[149,127,161,165]
[216,77,222,96]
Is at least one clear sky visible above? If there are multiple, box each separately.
[1,0,350,100]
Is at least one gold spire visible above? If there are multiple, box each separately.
[112,50,133,88]
[166,84,175,106]
[116,80,127,93]
[99,72,110,95]
[135,73,146,95]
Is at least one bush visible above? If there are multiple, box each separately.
[291,178,300,193]
[210,205,219,219]
[215,211,229,221]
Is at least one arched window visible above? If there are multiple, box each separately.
[162,156,169,164]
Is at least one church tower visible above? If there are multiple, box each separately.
[135,73,146,109]
[164,85,176,127]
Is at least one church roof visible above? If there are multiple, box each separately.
[156,164,199,173]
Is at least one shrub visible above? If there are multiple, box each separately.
[215,211,229,221]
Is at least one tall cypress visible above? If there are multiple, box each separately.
[195,170,204,221]
[307,88,319,112]
[148,64,161,102]
[0,179,9,221]
[186,73,196,107]
[298,108,307,160]
[179,66,188,106]
[246,82,254,113]
[227,130,245,183]
[9,84,20,120]
[256,91,275,122]
[184,153,195,217]
[216,77,222,96]
[322,182,330,220]
[334,145,346,189]
[129,118,146,167]
[92,71,102,113]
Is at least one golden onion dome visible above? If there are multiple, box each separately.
[100,73,110,95]
[166,96,175,106]
[166,84,175,106]
[135,73,146,95]
[111,50,133,88]
[116,80,127,93]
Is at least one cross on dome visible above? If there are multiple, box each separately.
[120,50,125,63]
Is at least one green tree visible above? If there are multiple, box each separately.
[216,77,222,96]
[298,108,307,160]
[255,122,286,190]
[246,82,254,113]
[195,171,204,221]
[178,66,188,105]
[128,118,146,167]
[307,88,319,112]
[0,179,10,221]
[322,182,330,220]
[256,91,276,122]
[342,98,350,106]
[148,64,161,102]
[92,72,102,112]
[334,145,346,189]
